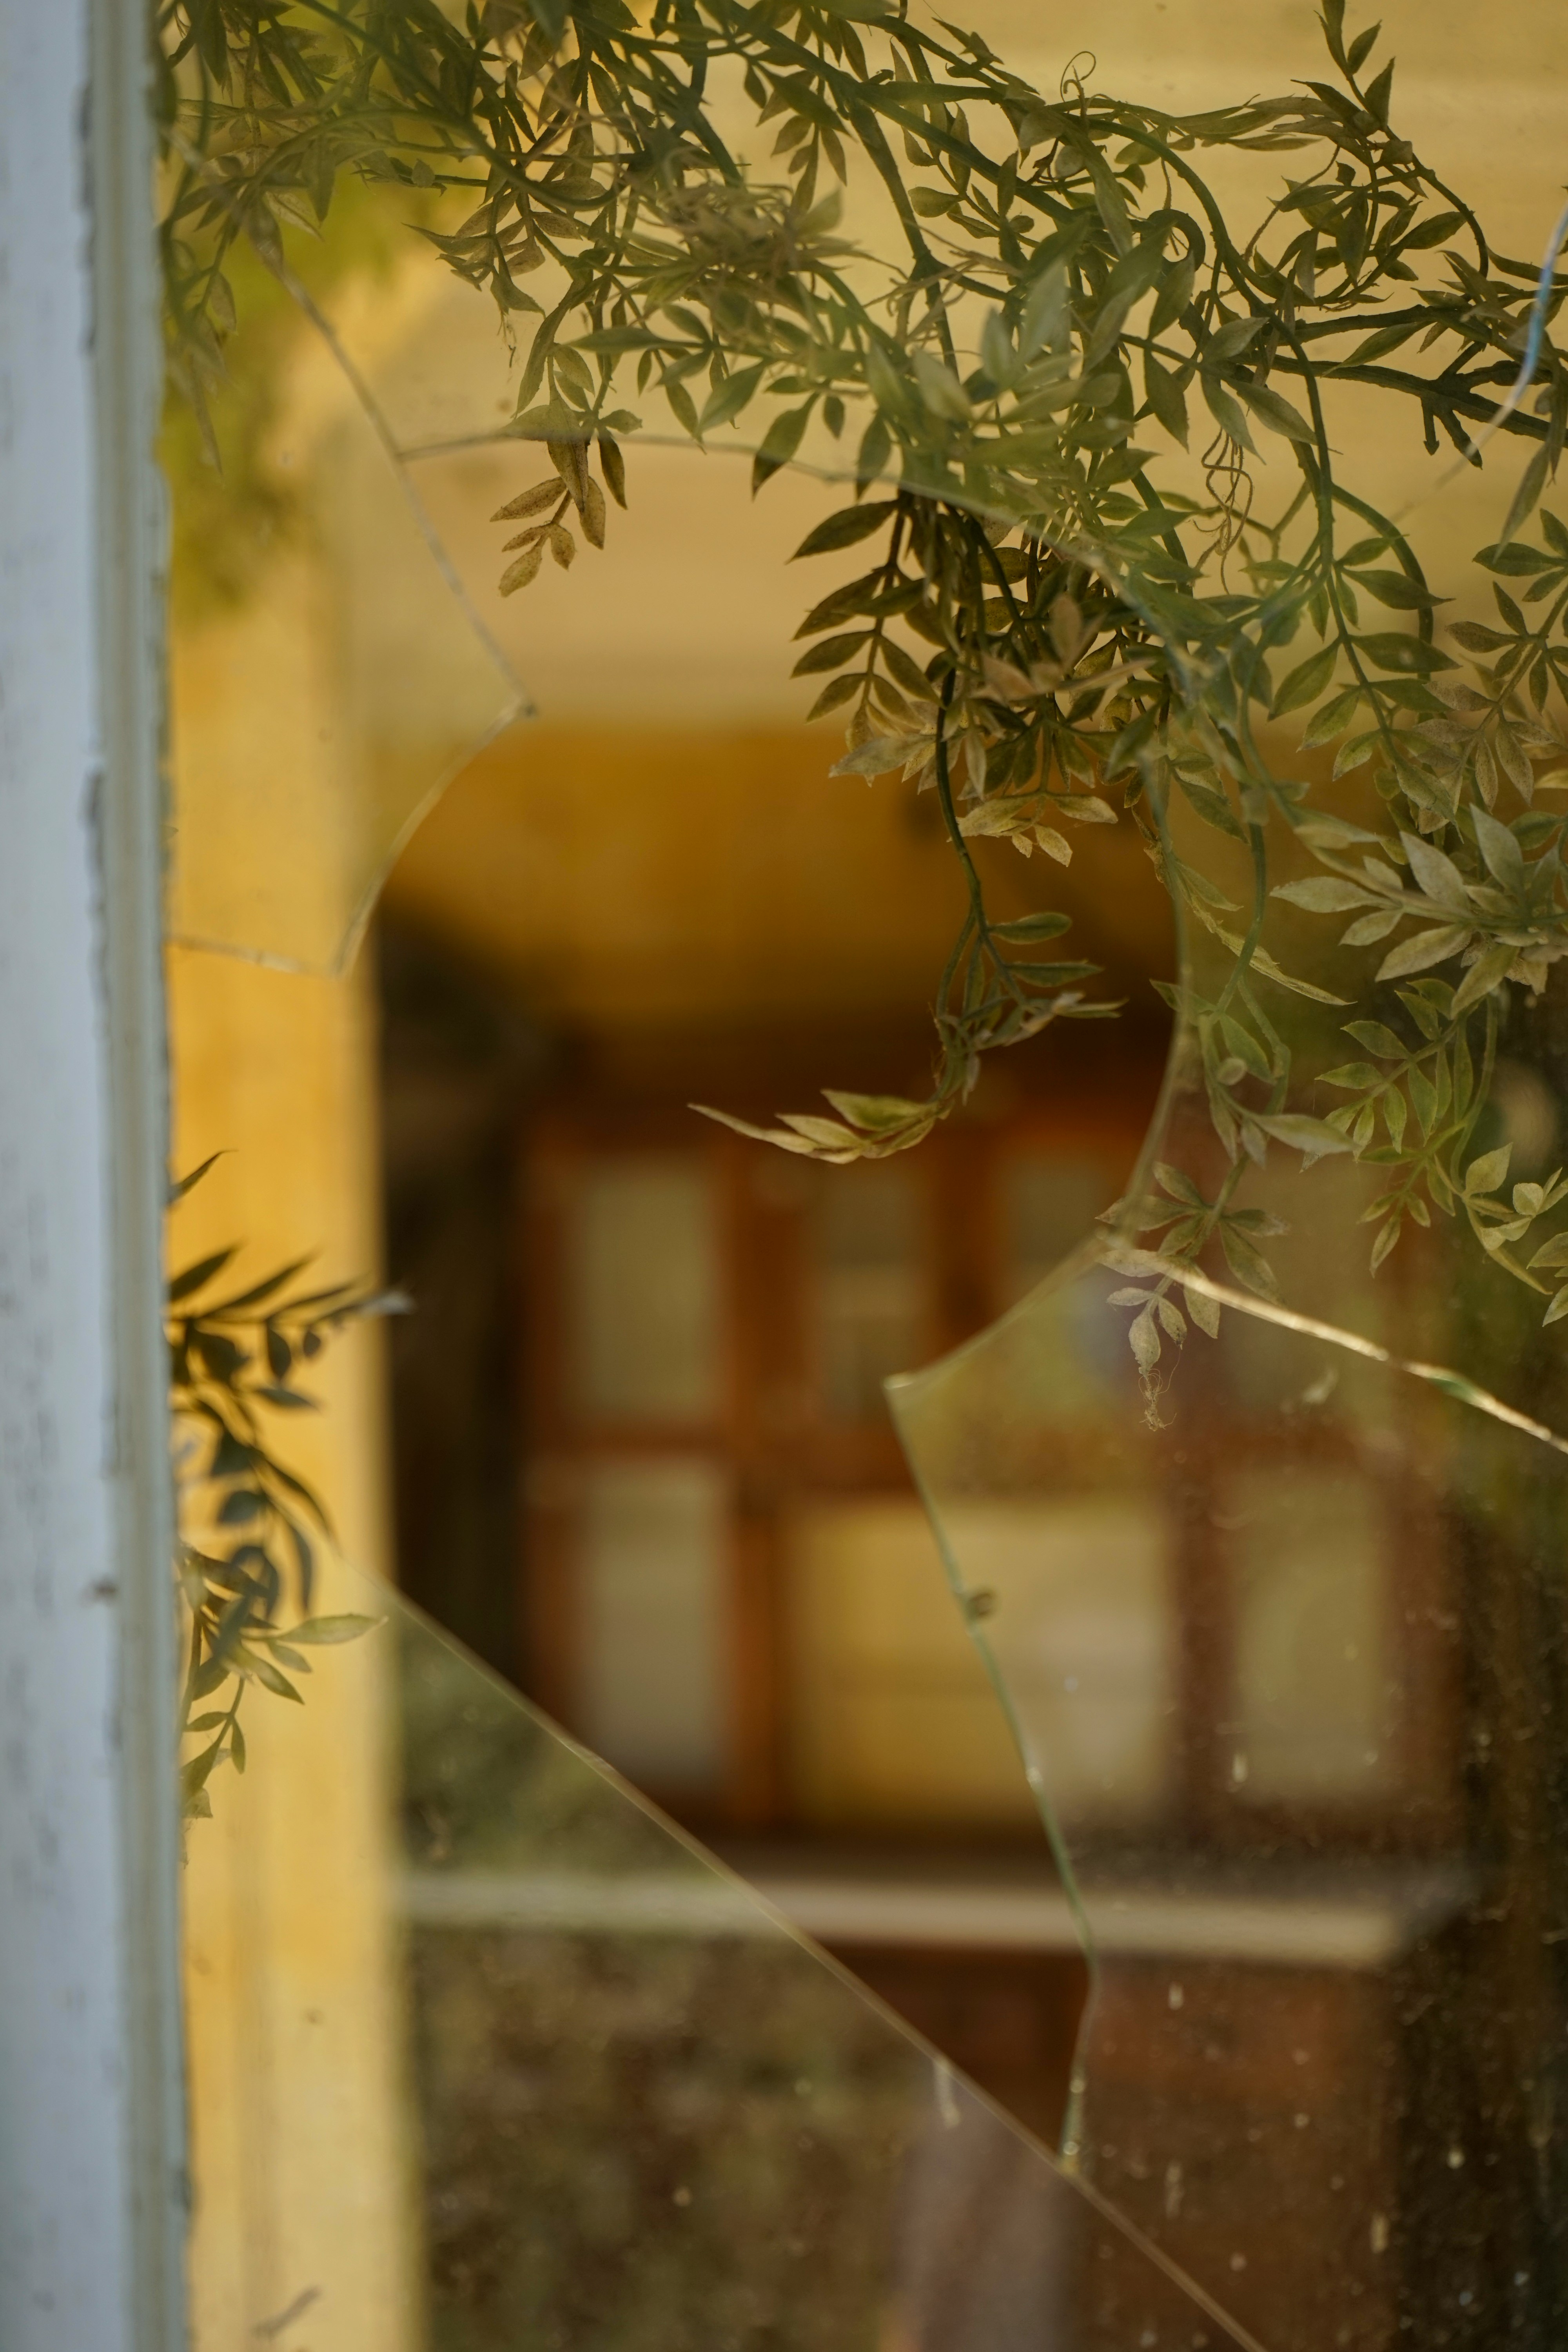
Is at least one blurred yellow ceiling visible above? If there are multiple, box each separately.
[170,0,1568,1018]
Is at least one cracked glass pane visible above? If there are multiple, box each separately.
[162,13,1568,2349]
[165,229,526,976]
[889,511,1568,2343]
[896,1264,1568,2349]
[183,1559,1257,2352]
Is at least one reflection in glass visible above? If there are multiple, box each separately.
[187,1563,1259,2352]
[579,1457,729,1792]
[1224,1468,1390,1806]
[569,1155,720,1422]
[895,1267,1568,2352]
[1214,1160,1388,1415]
[788,1498,1038,1826]
[946,1500,1176,1831]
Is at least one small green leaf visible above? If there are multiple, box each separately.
[1346,22,1381,72]
[243,1654,303,1702]
[792,501,897,559]
[753,402,813,492]
[1154,1161,1206,1207]
[1200,372,1258,454]
[1471,806,1525,889]
[1475,541,1555,575]
[980,308,1017,390]
[597,434,628,509]
[791,630,873,677]
[1345,569,1445,611]
[1234,379,1315,443]
[1301,685,1364,748]
[1185,1283,1221,1338]
[1271,876,1376,912]
[910,350,971,421]
[1272,644,1337,715]
[991,911,1073,942]
[1252,1113,1356,1159]
[1149,256,1195,337]
[285,1613,382,1646]
[1128,1304,1161,1374]
[821,1091,927,1132]
[1341,908,1401,946]
[1369,1216,1403,1274]
[1465,1144,1513,1197]
[1401,831,1474,914]
[1499,447,1550,548]
[881,639,936,701]
[526,0,569,45]
[1356,632,1456,675]
[806,675,861,720]
[699,365,766,434]
[1142,350,1189,446]
[1399,209,1463,251]
[1020,261,1071,357]
[829,734,919,778]
[1375,923,1472,981]
[1219,1223,1279,1299]
[1450,941,1516,1015]
[1344,1020,1408,1060]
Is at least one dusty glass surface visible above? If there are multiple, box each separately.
[893,820,1568,2348]
[185,1562,1259,2352]
[161,14,1568,2348]
[897,1271,1568,2351]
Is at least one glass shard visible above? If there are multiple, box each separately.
[167,250,525,976]
[185,1560,1264,2351]
[894,1234,1568,2350]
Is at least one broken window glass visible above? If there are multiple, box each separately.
[183,1561,1259,2352]
[163,16,1568,2348]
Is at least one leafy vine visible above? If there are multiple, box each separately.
[157,0,1568,1363]
[171,1158,396,1819]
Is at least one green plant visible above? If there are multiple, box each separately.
[156,0,1568,1363]
[170,1158,396,1819]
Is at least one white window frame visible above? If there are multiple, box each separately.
[0,3,185,2345]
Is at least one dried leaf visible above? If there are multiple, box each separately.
[492,478,561,522]
[499,540,546,595]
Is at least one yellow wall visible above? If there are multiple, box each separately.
[168,940,419,2352]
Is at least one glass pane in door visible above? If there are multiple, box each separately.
[579,1455,729,1791]
[815,1165,926,1419]
[570,1154,721,1422]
